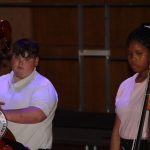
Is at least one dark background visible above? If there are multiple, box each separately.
[0,0,149,149]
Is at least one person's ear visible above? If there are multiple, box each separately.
[35,57,39,67]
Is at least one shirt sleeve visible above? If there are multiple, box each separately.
[115,81,124,106]
[29,80,58,117]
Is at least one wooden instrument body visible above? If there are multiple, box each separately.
[0,128,15,150]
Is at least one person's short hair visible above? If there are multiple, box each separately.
[126,22,150,51]
[12,38,39,59]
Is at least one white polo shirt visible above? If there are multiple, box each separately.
[0,70,58,150]
[115,73,149,140]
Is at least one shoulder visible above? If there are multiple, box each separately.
[120,73,137,88]
[35,72,53,85]
[0,73,10,81]
[116,73,137,99]
[34,71,57,92]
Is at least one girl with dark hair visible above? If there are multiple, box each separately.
[110,23,150,150]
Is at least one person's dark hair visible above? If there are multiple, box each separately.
[126,22,150,51]
[12,38,39,59]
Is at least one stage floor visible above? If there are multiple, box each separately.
[52,109,116,149]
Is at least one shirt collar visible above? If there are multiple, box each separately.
[9,68,36,91]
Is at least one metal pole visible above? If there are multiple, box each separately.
[104,5,111,113]
[78,5,84,111]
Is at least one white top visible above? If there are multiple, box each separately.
[115,73,149,140]
[0,70,58,150]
